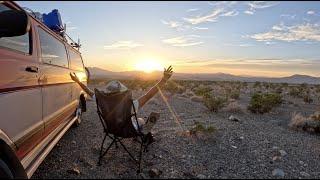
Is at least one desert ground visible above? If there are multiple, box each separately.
[32,80,320,179]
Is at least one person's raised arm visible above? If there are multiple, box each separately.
[138,66,173,108]
[70,72,95,98]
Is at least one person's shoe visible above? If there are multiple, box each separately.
[144,132,155,145]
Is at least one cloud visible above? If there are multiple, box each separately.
[183,8,224,25]
[224,43,253,47]
[248,1,279,9]
[183,8,239,25]
[244,10,254,15]
[162,36,203,47]
[245,1,279,15]
[187,8,199,12]
[221,10,239,17]
[103,41,143,50]
[249,23,320,42]
[265,41,276,45]
[208,1,238,7]
[161,19,193,31]
[307,10,315,15]
[193,27,209,30]
[161,20,181,28]
[280,14,296,19]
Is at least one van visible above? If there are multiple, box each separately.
[0,1,88,178]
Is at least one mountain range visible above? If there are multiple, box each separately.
[87,67,320,85]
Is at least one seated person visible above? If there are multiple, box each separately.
[70,66,173,135]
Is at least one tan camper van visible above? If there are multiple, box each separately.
[0,1,88,178]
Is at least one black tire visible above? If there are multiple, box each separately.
[0,159,13,179]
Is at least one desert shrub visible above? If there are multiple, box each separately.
[281,82,288,88]
[289,112,320,133]
[264,83,270,90]
[253,81,261,88]
[230,90,240,99]
[190,121,216,135]
[303,94,313,104]
[289,87,302,98]
[242,82,248,88]
[164,80,185,94]
[203,93,227,112]
[310,111,320,121]
[193,85,212,96]
[222,101,245,113]
[275,87,283,94]
[248,93,282,114]
[300,83,308,89]
[289,112,308,129]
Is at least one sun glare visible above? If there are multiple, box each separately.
[134,59,163,73]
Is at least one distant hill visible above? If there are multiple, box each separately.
[87,67,320,84]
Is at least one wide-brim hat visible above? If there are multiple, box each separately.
[103,80,128,94]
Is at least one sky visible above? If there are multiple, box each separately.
[18,1,320,77]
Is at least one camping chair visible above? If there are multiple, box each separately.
[94,88,151,173]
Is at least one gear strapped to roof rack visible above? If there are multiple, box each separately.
[23,7,82,51]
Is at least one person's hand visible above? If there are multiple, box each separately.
[70,72,79,82]
[161,65,173,82]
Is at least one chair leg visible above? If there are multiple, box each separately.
[99,134,108,155]
[114,135,119,149]
[137,139,144,174]
[117,139,138,163]
[98,138,116,166]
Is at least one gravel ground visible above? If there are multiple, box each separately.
[32,85,320,179]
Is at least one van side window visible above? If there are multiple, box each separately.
[38,27,68,68]
[0,4,31,54]
[69,49,84,71]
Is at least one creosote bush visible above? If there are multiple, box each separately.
[193,85,212,97]
[163,80,186,94]
[248,93,282,114]
[203,93,227,112]
[289,87,303,98]
[230,90,240,100]
[303,94,313,104]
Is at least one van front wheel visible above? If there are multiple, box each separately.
[0,159,13,179]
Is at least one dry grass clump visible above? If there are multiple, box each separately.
[289,111,320,133]
[189,121,216,135]
[222,101,246,113]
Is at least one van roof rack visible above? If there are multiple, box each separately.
[22,6,82,52]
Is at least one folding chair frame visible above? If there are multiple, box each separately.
[95,94,150,174]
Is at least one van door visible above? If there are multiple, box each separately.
[68,48,87,103]
[0,3,44,160]
[37,27,76,138]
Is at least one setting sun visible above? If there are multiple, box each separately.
[134,59,163,73]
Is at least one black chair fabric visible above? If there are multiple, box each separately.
[94,88,138,138]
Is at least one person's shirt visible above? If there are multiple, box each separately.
[91,94,140,129]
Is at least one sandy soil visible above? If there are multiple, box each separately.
[31,84,320,179]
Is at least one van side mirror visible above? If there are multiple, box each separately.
[0,9,30,37]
